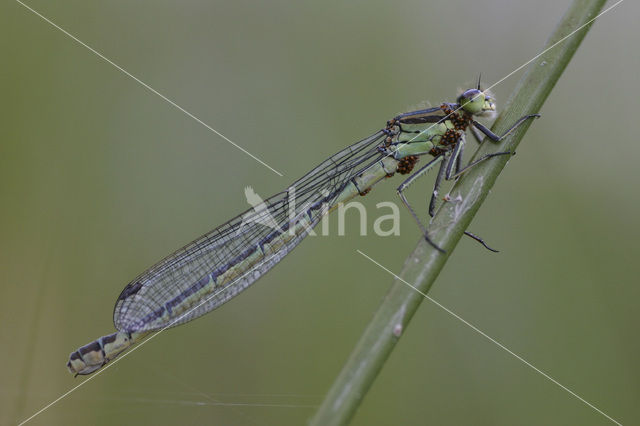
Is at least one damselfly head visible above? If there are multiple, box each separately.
[457,88,496,117]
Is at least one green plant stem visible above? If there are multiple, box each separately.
[309,1,608,424]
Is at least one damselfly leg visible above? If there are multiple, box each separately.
[396,154,447,252]
[450,113,540,179]
[424,113,540,251]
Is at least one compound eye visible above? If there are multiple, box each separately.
[464,89,480,99]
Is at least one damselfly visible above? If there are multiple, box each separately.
[67,84,539,376]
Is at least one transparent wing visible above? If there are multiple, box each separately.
[113,130,387,332]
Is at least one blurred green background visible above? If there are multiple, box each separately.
[1,0,638,425]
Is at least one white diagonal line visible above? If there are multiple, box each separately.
[485,0,624,94]
[356,249,622,426]
[404,0,624,145]
[17,257,274,426]
[15,0,284,177]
